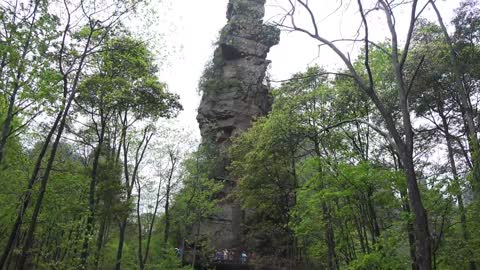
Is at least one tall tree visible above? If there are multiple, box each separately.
[277,1,433,268]
[1,1,140,268]
[429,0,480,197]
[0,0,57,164]
[74,35,182,269]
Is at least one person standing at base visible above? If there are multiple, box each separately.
[223,249,228,262]
[215,250,223,261]
[240,251,248,264]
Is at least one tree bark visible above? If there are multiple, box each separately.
[80,114,107,269]
[400,186,418,270]
[0,106,64,269]
[283,1,433,267]
[136,182,145,270]
[378,2,432,268]
[164,151,177,244]
[323,203,337,270]
[191,222,201,269]
[15,22,96,270]
[142,175,163,266]
[437,102,476,270]
[114,221,127,270]
[401,156,432,270]
[93,217,107,270]
[430,0,480,194]
[312,139,337,270]
[115,127,152,270]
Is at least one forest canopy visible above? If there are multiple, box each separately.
[1,0,480,270]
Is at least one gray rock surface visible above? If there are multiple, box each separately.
[196,0,279,252]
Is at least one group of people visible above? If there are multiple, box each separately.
[214,249,249,264]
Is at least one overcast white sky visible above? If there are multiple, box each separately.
[143,0,461,139]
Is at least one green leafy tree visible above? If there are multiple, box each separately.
[74,35,181,269]
[169,146,223,268]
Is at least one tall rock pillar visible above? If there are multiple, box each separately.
[196,0,279,251]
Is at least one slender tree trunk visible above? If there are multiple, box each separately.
[0,5,49,266]
[115,127,152,270]
[400,155,432,270]
[114,117,131,270]
[80,116,107,269]
[323,203,336,270]
[60,227,74,264]
[136,183,145,270]
[0,50,7,82]
[438,104,476,270]
[0,103,65,269]
[353,215,366,254]
[93,217,107,270]
[115,221,127,270]
[164,152,177,244]
[180,238,186,266]
[164,186,171,243]
[377,2,433,268]
[142,172,163,266]
[430,0,480,194]
[15,24,96,270]
[393,147,418,270]
[367,189,380,240]
[0,0,39,164]
[16,94,75,269]
[361,215,370,254]
[191,222,201,269]
[359,199,374,245]
[403,191,418,270]
[394,27,432,270]
[1,8,80,263]
[312,139,337,269]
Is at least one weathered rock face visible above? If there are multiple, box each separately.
[196,0,279,251]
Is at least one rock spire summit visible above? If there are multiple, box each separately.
[196,0,280,252]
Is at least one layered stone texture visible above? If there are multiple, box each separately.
[196,0,279,251]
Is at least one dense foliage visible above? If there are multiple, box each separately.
[1,0,480,270]
[228,1,480,269]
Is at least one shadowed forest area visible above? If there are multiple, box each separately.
[1,0,480,270]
